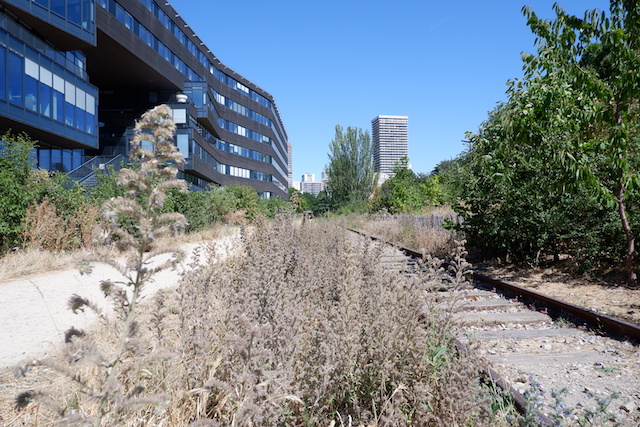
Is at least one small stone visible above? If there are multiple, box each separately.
[620,401,637,413]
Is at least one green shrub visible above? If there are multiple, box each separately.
[0,131,37,250]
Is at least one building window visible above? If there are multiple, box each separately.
[75,87,85,130]
[51,0,65,17]
[39,81,51,116]
[115,3,125,24]
[53,74,64,122]
[8,51,23,106]
[67,0,81,25]
[81,0,93,29]
[0,46,5,99]
[176,133,189,156]
[64,81,75,126]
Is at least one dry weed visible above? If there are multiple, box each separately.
[12,105,188,426]
[136,214,499,425]
[6,206,510,425]
[0,223,231,284]
[361,214,460,258]
[22,199,101,252]
[0,249,79,282]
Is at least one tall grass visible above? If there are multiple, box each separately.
[360,214,461,258]
[5,212,510,425]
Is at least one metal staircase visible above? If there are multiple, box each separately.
[68,154,124,189]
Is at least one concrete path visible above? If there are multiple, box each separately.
[0,236,238,369]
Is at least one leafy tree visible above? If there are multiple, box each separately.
[455,105,603,264]
[325,125,376,207]
[225,185,260,220]
[509,1,640,285]
[377,157,422,213]
[160,189,216,231]
[296,190,333,215]
[257,195,289,218]
[373,157,443,213]
[416,174,443,206]
[430,155,469,205]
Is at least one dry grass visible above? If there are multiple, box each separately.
[0,224,234,284]
[2,214,512,426]
[359,214,461,259]
[22,199,101,252]
[0,248,81,283]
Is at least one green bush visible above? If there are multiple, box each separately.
[161,185,289,230]
[0,132,90,251]
[0,131,37,250]
[257,195,289,218]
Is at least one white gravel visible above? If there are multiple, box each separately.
[0,236,239,369]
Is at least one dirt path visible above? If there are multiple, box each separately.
[0,236,238,369]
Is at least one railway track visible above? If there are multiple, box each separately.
[351,229,640,425]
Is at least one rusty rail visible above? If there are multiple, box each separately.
[349,228,640,341]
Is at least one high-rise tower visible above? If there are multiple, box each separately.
[371,115,408,175]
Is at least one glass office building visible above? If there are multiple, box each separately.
[0,0,289,197]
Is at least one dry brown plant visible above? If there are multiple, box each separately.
[6,203,511,425]
[0,223,230,284]
[361,214,460,258]
[0,249,80,282]
[223,209,249,226]
[129,214,502,426]
[22,199,101,252]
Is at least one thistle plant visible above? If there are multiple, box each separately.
[14,104,187,426]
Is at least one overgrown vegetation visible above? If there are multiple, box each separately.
[360,213,460,259]
[434,1,640,284]
[371,157,443,214]
[4,108,510,424]
[0,131,95,252]
[14,104,188,425]
[9,207,516,425]
[0,136,288,258]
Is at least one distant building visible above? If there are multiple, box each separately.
[287,142,293,189]
[300,173,324,196]
[371,115,408,175]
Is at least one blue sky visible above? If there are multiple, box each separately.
[172,0,609,181]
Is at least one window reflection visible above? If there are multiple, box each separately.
[67,0,81,25]
[0,46,4,98]
[51,0,65,17]
[8,51,23,106]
